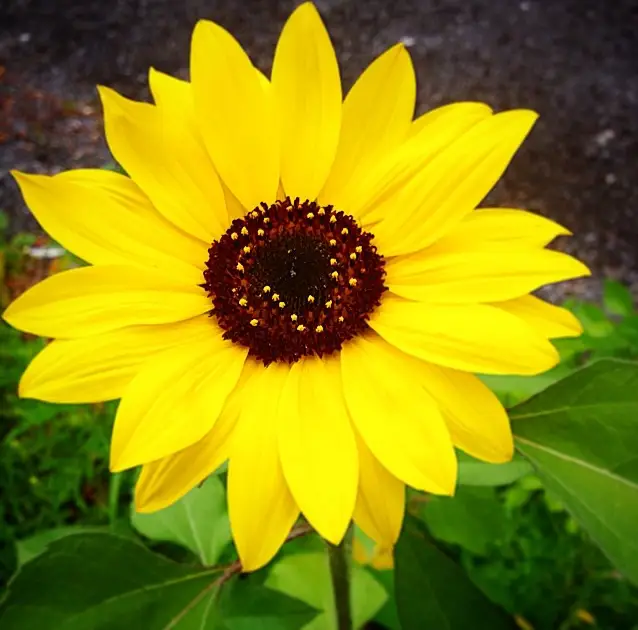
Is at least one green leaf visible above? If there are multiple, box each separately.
[0,533,221,629]
[16,526,107,565]
[131,476,231,566]
[265,551,386,630]
[420,487,506,555]
[511,359,638,584]
[457,451,532,487]
[0,533,317,630]
[603,279,635,317]
[394,517,515,629]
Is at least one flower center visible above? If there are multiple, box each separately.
[203,197,386,364]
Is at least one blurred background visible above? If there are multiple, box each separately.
[1,1,638,628]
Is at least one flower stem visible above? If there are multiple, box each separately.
[327,530,352,630]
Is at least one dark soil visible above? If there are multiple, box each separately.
[1,0,637,298]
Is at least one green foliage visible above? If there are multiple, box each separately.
[394,516,515,629]
[512,359,638,584]
[0,533,318,630]
[131,476,231,567]
[265,551,386,630]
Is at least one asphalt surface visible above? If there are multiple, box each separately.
[1,0,637,297]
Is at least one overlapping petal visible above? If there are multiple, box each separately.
[99,86,227,240]
[110,337,247,471]
[386,247,590,303]
[135,360,259,513]
[272,2,342,201]
[19,315,217,403]
[344,102,492,221]
[341,334,457,494]
[12,169,206,284]
[191,20,279,210]
[278,357,358,544]
[495,294,583,339]
[228,364,299,571]
[369,296,559,375]
[3,265,210,338]
[352,432,405,549]
[371,110,539,255]
[319,43,415,208]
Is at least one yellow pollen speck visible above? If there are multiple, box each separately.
[241,227,249,235]
[330,258,337,265]
[263,217,271,224]
[329,215,337,223]
[238,297,248,307]
[325,300,333,308]
[307,295,315,303]
[341,228,349,235]
[338,316,345,323]
[315,325,324,333]
[263,285,271,293]
[349,252,357,260]
[279,301,286,308]
[236,263,244,272]
[349,278,358,286]
[257,228,265,237]
[251,211,259,218]
[355,245,363,253]
[243,245,251,253]
[250,318,259,327]
[318,208,326,215]
[272,293,280,301]
[296,324,306,332]
[331,271,339,279]
[306,212,315,219]
[230,232,238,240]
[291,314,298,322]
[329,239,337,246]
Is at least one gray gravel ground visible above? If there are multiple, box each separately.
[1,0,637,300]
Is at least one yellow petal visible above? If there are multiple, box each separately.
[410,359,514,463]
[135,360,259,513]
[191,20,279,210]
[318,43,415,207]
[148,68,192,120]
[99,86,227,241]
[495,294,583,339]
[372,110,538,256]
[340,334,457,494]
[431,208,571,252]
[3,265,210,338]
[352,431,405,548]
[408,101,492,138]
[19,315,217,403]
[228,364,299,571]
[369,296,559,375]
[12,170,206,284]
[272,2,342,200]
[278,357,358,544]
[386,248,590,303]
[346,102,492,221]
[110,339,247,471]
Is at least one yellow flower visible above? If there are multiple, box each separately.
[3,2,589,571]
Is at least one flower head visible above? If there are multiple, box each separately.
[3,2,589,571]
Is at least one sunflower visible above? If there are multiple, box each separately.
[3,2,589,571]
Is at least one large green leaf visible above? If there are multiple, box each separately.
[603,279,635,317]
[0,533,317,630]
[511,359,638,584]
[265,551,386,630]
[131,476,231,566]
[457,451,532,487]
[394,517,515,629]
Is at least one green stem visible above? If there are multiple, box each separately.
[327,530,352,630]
